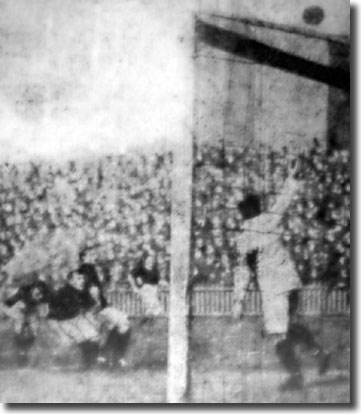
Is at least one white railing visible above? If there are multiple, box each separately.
[106,284,350,317]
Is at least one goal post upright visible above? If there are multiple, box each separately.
[167,14,198,404]
[167,131,193,404]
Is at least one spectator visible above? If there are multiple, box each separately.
[0,141,350,290]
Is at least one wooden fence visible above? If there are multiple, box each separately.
[107,284,350,317]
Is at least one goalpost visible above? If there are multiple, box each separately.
[166,15,197,404]
[167,141,193,403]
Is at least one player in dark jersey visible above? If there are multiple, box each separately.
[3,280,49,366]
[48,270,99,369]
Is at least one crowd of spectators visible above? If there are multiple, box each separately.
[283,146,350,287]
[192,142,350,287]
[0,140,350,289]
[0,152,172,288]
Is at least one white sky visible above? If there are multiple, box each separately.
[0,0,349,161]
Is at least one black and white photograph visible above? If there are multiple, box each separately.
[0,0,350,403]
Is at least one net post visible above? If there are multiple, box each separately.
[167,138,193,403]
[166,15,196,404]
